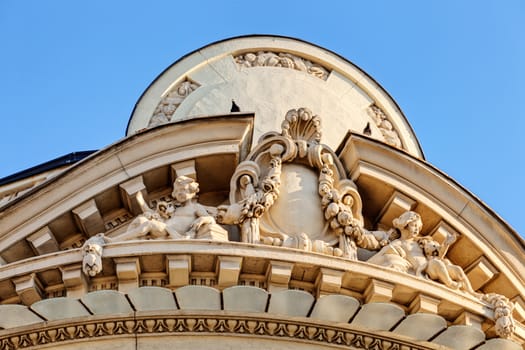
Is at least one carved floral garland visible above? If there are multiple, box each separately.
[234,51,330,80]
[366,104,402,149]
[482,293,516,339]
[217,108,365,258]
[148,79,200,128]
[81,107,518,340]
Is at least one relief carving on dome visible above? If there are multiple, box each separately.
[367,104,402,149]
[217,107,388,259]
[148,79,199,128]
[234,51,329,80]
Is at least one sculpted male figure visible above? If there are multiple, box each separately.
[417,234,477,294]
[112,191,174,241]
[113,176,216,241]
[164,175,216,239]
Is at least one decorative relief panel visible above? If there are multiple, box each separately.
[79,107,516,339]
[104,211,132,231]
[234,51,330,80]
[367,104,402,149]
[366,210,515,339]
[148,79,199,128]
[217,107,389,259]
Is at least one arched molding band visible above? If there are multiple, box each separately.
[0,311,442,350]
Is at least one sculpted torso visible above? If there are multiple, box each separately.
[165,205,195,235]
[165,201,212,238]
[367,211,425,273]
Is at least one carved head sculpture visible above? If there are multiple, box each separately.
[157,201,174,219]
[496,316,516,339]
[82,234,106,277]
[392,211,423,240]
[417,236,440,257]
[172,176,199,204]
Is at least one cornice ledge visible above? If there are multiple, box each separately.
[0,115,254,252]
[0,241,492,317]
[337,133,525,291]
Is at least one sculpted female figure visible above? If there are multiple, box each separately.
[367,211,426,274]
[368,211,478,295]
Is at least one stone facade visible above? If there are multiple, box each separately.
[0,36,523,350]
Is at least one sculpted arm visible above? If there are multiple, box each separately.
[355,226,391,251]
[190,204,217,232]
[136,191,154,216]
[438,232,456,258]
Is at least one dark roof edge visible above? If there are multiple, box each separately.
[0,151,97,187]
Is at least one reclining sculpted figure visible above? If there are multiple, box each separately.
[112,191,174,241]
[112,176,217,241]
[368,211,477,295]
[416,234,477,294]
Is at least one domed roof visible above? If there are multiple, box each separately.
[127,35,424,158]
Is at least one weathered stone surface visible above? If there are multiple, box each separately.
[175,285,221,310]
[309,294,360,322]
[30,297,90,320]
[432,325,486,349]
[0,304,43,328]
[476,338,522,350]
[393,313,447,340]
[351,302,405,331]
[267,290,314,317]
[128,286,177,311]
[81,290,134,315]
[223,285,269,312]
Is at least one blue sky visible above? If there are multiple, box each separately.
[1,1,524,235]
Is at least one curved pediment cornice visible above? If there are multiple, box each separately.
[338,133,525,297]
[0,115,254,254]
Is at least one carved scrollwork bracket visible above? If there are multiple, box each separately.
[218,108,374,259]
